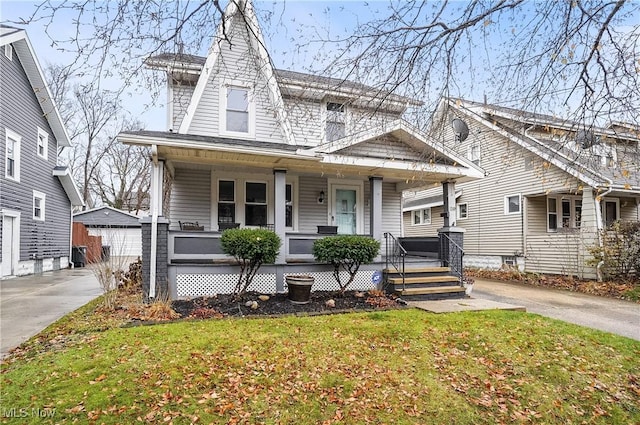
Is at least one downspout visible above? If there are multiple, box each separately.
[149,145,159,299]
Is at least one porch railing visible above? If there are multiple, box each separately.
[439,233,464,285]
[384,232,406,291]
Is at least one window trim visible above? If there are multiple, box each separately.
[457,203,468,220]
[504,194,521,215]
[5,128,21,182]
[37,127,49,160]
[411,208,432,225]
[219,81,255,138]
[467,143,480,165]
[546,195,582,232]
[33,190,46,221]
[323,100,347,142]
[244,180,268,226]
[216,179,236,228]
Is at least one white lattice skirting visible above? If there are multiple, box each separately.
[176,270,376,298]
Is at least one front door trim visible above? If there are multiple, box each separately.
[327,179,364,234]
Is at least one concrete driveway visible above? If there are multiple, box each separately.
[1,267,101,357]
[472,278,640,341]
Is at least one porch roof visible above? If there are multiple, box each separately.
[119,128,483,189]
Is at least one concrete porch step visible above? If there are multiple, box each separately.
[396,285,466,301]
[388,275,459,285]
[384,266,451,274]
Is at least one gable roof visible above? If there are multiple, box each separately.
[0,25,71,147]
[74,206,141,227]
[446,99,640,193]
[297,119,485,184]
[177,0,295,144]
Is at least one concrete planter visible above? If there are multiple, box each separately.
[286,275,314,304]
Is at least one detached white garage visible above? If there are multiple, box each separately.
[74,206,144,258]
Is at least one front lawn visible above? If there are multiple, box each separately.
[1,308,638,424]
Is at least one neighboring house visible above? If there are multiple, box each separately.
[0,25,83,278]
[118,0,484,299]
[403,98,640,279]
[73,206,143,259]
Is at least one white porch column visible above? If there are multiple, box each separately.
[578,187,599,279]
[274,169,287,292]
[369,176,383,241]
[442,180,457,228]
[148,157,164,299]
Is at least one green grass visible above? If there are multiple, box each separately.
[1,309,639,424]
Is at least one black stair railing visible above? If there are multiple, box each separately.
[439,233,464,285]
[384,232,406,291]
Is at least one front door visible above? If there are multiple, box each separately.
[1,215,16,277]
[333,188,358,234]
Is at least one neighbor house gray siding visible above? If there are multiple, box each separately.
[0,44,71,263]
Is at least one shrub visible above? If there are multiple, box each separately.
[588,221,640,280]
[221,228,281,298]
[313,235,380,294]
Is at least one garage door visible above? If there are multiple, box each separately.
[89,228,142,258]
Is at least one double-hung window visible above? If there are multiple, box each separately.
[468,144,480,165]
[245,182,267,226]
[325,102,346,141]
[412,208,431,225]
[37,127,48,160]
[5,129,20,181]
[33,190,46,221]
[221,83,254,137]
[285,183,293,228]
[457,203,468,219]
[547,196,582,231]
[218,180,236,225]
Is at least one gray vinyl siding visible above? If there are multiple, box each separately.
[0,44,71,262]
[620,198,639,222]
[297,175,328,233]
[403,205,445,237]
[526,233,581,275]
[441,115,582,257]
[187,21,285,143]
[169,168,211,230]
[283,96,322,146]
[381,182,401,236]
[171,83,194,131]
[350,106,401,135]
[525,196,548,234]
[343,136,423,160]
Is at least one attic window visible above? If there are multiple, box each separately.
[226,87,249,132]
[326,102,346,142]
[4,43,12,60]
[220,83,254,137]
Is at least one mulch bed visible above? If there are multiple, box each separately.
[172,291,407,319]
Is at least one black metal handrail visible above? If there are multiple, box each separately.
[439,233,464,285]
[384,232,406,290]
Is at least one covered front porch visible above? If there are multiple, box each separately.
[120,123,483,300]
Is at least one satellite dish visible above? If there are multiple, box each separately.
[576,129,599,149]
[451,118,469,142]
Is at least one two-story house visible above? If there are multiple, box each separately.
[118,0,484,300]
[1,25,83,278]
[403,98,640,279]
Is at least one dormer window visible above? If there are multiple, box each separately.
[220,82,254,137]
[326,102,346,142]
